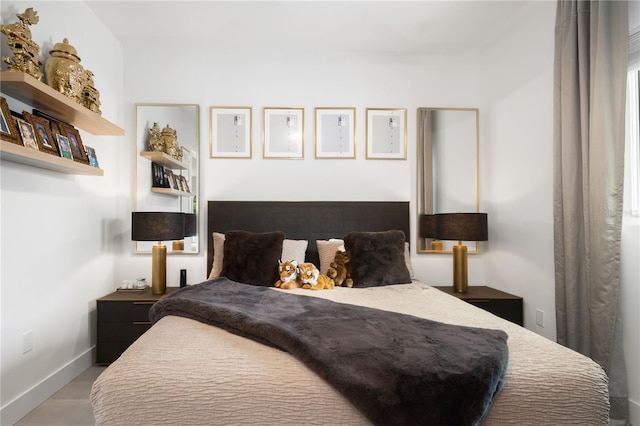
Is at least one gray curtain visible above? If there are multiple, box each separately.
[553,1,629,424]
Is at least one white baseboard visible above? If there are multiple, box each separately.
[630,397,640,426]
[0,347,95,426]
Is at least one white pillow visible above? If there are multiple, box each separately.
[208,232,308,280]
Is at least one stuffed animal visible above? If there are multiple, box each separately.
[298,262,334,290]
[274,260,302,289]
[327,250,353,288]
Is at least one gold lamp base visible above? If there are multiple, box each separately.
[151,242,167,295]
[452,242,468,293]
[172,240,184,251]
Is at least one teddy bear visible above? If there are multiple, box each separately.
[327,250,353,288]
[298,262,334,290]
[274,260,302,289]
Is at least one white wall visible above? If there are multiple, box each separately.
[0,2,124,424]
[116,43,485,285]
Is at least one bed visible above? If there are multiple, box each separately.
[91,201,609,425]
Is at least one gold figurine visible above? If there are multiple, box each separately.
[149,122,163,152]
[0,8,43,80]
[82,70,102,115]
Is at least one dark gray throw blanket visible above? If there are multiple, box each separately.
[149,278,509,426]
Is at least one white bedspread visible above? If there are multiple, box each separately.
[91,282,609,425]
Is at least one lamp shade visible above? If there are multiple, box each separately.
[419,214,436,238]
[184,213,197,237]
[434,213,488,241]
[131,212,185,241]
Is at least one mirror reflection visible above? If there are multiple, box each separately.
[416,107,479,254]
[134,103,199,254]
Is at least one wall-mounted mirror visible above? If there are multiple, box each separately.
[416,107,479,254]
[134,103,199,254]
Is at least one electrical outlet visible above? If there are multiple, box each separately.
[536,309,544,327]
[22,330,33,354]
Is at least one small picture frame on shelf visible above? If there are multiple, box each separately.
[0,96,20,144]
[23,111,59,155]
[85,146,99,168]
[366,108,407,160]
[151,162,166,187]
[56,134,73,159]
[15,117,39,151]
[210,106,252,158]
[181,176,191,193]
[57,122,90,164]
[164,169,175,189]
[315,107,356,158]
[263,107,304,159]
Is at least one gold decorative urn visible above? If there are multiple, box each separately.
[45,38,86,103]
[161,124,179,159]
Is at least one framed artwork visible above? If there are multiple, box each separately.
[210,106,252,158]
[314,107,356,159]
[15,117,39,150]
[263,107,304,159]
[366,108,407,160]
[23,111,58,155]
[0,96,20,144]
[85,146,100,168]
[58,122,89,164]
[56,134,73,159]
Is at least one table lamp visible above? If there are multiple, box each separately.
[132,212,185,294]
[172,213,197,251]
[419,214,443,251]
[434,213,488,293]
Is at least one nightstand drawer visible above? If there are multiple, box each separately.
[98,321,152,341]
[97,301,155,323]
[464,298,523,326]
[432,286,524,326]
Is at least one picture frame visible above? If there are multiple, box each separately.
[15,117,39,151]
[210,106,252,158]
[57,122,89,164]
[366,108,407,160]
[181,175,191,193]
[23,111,59,155]
[151,162,166,187]
[315,107,356,158]
[85,146,100,168]
[0,96,20,144]
[263,107,304,159]
[56,134,73,159]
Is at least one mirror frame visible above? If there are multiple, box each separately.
[416,107,480,254]
[133,103,200,255]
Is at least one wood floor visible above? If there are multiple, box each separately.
[14,366,106,426]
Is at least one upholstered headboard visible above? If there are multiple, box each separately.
[207,201,410,277]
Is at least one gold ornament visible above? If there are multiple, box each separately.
[45,38,86,103]
[82,70,102,115]
[161,124,179,159]
[149,122,163,152]
[0,8,43,79]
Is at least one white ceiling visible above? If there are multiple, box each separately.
[85,1,539,53]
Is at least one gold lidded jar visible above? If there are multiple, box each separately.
[45,38,86,103]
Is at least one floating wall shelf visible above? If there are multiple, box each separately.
[140,151,187,170]
[0,71,124,136]
[0,140,104,176]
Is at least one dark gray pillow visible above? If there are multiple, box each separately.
[344,230,412,288]
[221,230,285,287]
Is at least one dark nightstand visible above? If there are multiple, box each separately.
[433,286,523,326]
[96,286,179,364]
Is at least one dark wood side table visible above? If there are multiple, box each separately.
[96,286,179,364]
[433,286,523,326]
